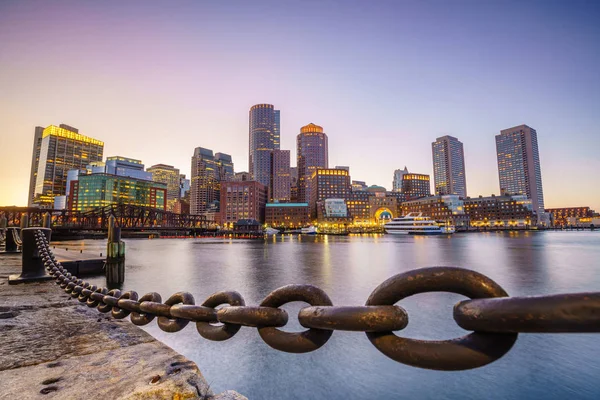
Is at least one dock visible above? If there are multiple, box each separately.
[0,253,246,399]
[49,247,106,276]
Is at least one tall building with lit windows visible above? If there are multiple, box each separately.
[30,124,104,208]
[69,174,166,212]
[297,123,328,203]
[432,135,467,197]
[27,126,45,206]
[249,104,280,188]
[309,168,350,218]
[190,147,234,215]
[271,150,291,201]
[401,173,431,200]
[148,164,181,211]
[496,124,545,213]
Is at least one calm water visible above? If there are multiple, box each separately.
[75,231,600,399]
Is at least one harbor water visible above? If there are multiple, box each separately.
[78,231,600,399]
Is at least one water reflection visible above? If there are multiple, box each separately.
[78,231,600,399]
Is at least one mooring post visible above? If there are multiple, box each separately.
[3,227,20,253]
[43,212,51,229]
[106,215,125,285]
[19,213,29,238]
[9,227,54,284]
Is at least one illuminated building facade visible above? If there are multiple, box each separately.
[392,167,408,192]
[31,124,104,208]
[190,147,233,215]
[249,104,280,188]
[309,168,350,219]
[496,125,545,213]
[148,164,181,211]
[271,150,291,201]
[297,123,329,203]
[105,156,151,180]
[220,181,268,225]
[265,203,310,228]
[352,180,368,192]
[401,195,468,228]
[401,173,431,200]
[463,194,534,228]
[27,126,44,206]
[69,173,166,211]
[432,136,467,197]
[545,207,594,227]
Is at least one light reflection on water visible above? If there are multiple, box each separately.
[75,231,600,399]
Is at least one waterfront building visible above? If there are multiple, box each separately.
[351,180,368,192]
[190,147,232,215]
[265,203,310,229]
[432,136,467,197]
[220,181,268,226]
[249,104,280,188]
[297,123,329,203]
[148,164,181,211]
[401,172,431,200]
[271,150,291,201]
[233,171,251,182]
[316,198,353,230]
[27,126,44,206]
[392,167,408,192]
[309,168,351,219]
[401,195,468,228]
[105,156,152,180]
[545,207,594,227]
[69,173,166,212]
[463,194,535,228]
[30,124,104,208]
[496,124,545,213]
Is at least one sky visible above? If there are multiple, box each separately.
[1,0,599,210]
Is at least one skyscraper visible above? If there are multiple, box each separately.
[27,126,44,206]
[432,135,467,197]
[190,147,233,215]
[496,124,545,213]
[249,104,280,188]
[392,167,408,192]
[271,149,291,201]
[297,123,328,203]
[148,164,181,211]
[30,124,104,208]
[402,173,431,200]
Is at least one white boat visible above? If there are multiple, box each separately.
[300,226,318,235]
[384,213,455,235]
[264,227,280,235]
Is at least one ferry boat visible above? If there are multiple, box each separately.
[300,226,318,235]
[264,227,281,235]
[384,213,455,235]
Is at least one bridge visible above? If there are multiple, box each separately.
[0,205,209,233]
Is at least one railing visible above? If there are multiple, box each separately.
[32,229,600,371]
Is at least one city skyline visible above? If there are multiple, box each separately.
[1,1,599,210]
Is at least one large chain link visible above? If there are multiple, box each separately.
[33,230,600,371]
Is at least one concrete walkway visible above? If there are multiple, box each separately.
[0,254,246,400]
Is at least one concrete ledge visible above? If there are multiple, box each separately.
[0,254,247,399]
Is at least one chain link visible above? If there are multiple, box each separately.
[33,230,600,370]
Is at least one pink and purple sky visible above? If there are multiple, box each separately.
[1,0,599,210]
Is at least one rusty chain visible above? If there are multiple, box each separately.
[33,230,600,371]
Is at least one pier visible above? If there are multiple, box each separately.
[0,252,246,399]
